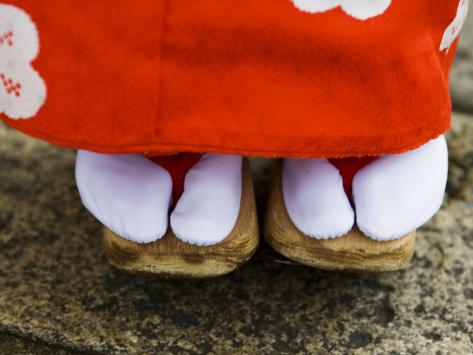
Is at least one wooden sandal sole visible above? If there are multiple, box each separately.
[103,159,259,278]
[264,162,415,272]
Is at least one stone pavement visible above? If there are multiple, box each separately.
[0,10,472,355]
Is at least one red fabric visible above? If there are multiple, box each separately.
[149,153,203,205]
[1,0,461,158]
[329,156,378,199]
[150,153,376,204]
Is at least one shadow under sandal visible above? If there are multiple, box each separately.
[264,162,415,272]
[103,159,259,278]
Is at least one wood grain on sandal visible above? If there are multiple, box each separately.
[264,162,416,272]
[103,160,259,278]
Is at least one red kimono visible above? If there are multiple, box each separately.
[0,0,469,158]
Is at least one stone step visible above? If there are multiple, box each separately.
[0,111,472,354]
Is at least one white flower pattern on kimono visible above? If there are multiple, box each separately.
[291,0,392,20]
[440,0,470,51]
[0,4,46,120]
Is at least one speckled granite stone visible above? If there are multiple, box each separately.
[0,333,77,355]
[0,111,472,354]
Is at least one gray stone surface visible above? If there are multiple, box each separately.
[451,9,473,113]
[0,333,77,355]
[0,112,473,354]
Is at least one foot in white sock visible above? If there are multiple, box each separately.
[75,150,172,243]
[353,135,448,241]
[170,154,243,246]
[283,158,355,239]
